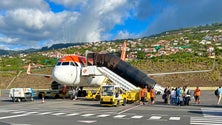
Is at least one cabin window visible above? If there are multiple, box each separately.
[56,62,62,66]
[61,62,69,65]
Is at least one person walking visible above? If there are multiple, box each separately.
[217,86,222,104]
[150,87,155,104]
[164,86,171,104]
[71,87,78,100]
[170,88,176,105]
[194,86,201,104]
[140,85,148,105]
[184,86,191,106]
[176,87,182,105]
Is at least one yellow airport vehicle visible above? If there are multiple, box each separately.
[126,90,140,103]
[85,88,101,101]
[100,84,127,107]
[85,77,109,101]
[37,81,71,99]
[125,88,150,103]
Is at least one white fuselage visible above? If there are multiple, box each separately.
[52,64,81,86]
[52,61,106,86]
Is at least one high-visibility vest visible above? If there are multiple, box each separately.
[194,89,200,96]
[150,89,155,98]
[140,88,147,97]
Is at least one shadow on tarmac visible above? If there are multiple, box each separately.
[138,100,222,109]
[189,109,222,116]
[0,122,10,125]
[73,103,102,107]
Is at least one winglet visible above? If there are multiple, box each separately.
[27,63,31,75]
[121,41,126,61]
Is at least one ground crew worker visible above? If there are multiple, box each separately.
[62,85,67,99]
[140,85,148,105]
[150,87,155,104]
[194,86,201,104]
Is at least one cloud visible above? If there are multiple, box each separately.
[0,36,18,43]
[49,0,87,9]
[116,30,140,40]
[0,0,133,50]
[44,0,133,45]
[0,0,49,11]
[0,8,79,49]
[137,0,222,35]
[0,45,9,50]
[0,36,17,50]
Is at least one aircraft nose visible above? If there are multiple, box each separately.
[52,66,64,84]
[52,65,80,86]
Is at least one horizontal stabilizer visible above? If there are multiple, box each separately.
[26,63,52,78]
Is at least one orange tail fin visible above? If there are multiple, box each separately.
[120,41,126,61]
[27,63,31,75]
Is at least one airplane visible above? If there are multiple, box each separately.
[27,41,215,91]
[27,54,103,86]
[26,41,128,87]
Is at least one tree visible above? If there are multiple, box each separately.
[137,51,145,59]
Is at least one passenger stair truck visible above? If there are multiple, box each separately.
[9,88,34,102]
[97,67,142,103]
[82,65,147,106]
[86,53,165,95]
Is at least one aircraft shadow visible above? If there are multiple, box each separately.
[73,103,102,107]
[189,110,222,116]
[143,100,222,108]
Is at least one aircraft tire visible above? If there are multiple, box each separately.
[122,99,127,106]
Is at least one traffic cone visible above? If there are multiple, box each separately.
[42,97,45,104]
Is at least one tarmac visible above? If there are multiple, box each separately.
[0,86,219,96]
[0,90,222,125]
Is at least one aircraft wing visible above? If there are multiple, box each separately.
[27,63,52,78]
[147,59,215,77]
[147,69,213,76]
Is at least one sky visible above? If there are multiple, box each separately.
[0,0,222,50]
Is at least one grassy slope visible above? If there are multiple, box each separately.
[0,68,52,89]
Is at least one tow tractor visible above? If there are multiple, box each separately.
[100,84,127,107]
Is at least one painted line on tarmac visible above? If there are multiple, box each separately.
[77,120,96,123]
[117,104,141,114]
[0,112,35,120]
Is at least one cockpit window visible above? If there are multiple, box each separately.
[61,62,69,65]
[74,62,78,66]
[70,62,75,66]
[70,62,79,66]
[56,62,62,66]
